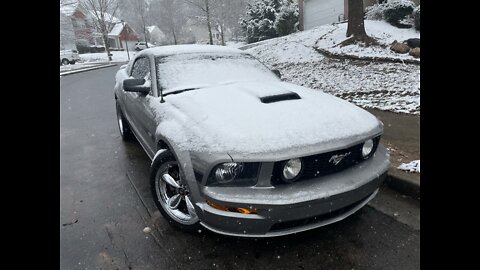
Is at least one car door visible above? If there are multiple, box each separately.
[126,56,157,157]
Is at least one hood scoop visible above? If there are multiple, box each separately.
[260,92,301,104]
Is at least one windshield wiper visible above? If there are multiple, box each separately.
[163,87,200,96]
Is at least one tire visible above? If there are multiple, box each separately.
[115,101,134,141]
[150,150,201,231]
[61,58,70,65]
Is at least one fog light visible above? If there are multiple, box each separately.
[362,139,374,158]
[282,158,303,182]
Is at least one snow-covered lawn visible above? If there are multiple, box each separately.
[246,20,420,114]
[225,41,247,48]
[316,20,420,61]
[398,160,420,173]
[79,51,136,63]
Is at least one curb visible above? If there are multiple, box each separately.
[386,169,420,200]
[60,63,118,76]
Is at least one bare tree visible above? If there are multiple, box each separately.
[213,0,247,45]
[343,0,375,46]
[131,0,150,47]
[149,0,189,45]
[184,0,216,45]
[80,0,121,61]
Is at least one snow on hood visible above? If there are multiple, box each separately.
[150,81,381,155]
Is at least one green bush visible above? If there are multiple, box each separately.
[413,5,420,31]
[383,0,415,27]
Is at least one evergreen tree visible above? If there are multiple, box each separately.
[240,0,298,44]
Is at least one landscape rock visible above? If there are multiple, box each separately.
[406,38,420,48]
[390,40,410,54]
[409,47,420,58]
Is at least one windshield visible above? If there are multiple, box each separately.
[156,53,279,93]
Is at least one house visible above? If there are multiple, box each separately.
[299,0,420,30]
[146,26,167,46]
[60,11,76,50]
[60,1,139,52]
[60,2,95,49]
[184,18,226,45]
[108,22,139,51]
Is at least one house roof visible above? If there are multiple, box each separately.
[60,2,79,17]
[146,26,157,33]
[110,23,124,36]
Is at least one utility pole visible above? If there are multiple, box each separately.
[121,20,130,61]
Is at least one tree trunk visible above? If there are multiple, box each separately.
[172,28,177,45]
[347,0,367,40]
[205,0,213,45]
[103,34,112,62]
[298,0,304,31]
[143,24,149,48]
[343,0,375,45]
[220,24,225,46]
[346,0,367,38]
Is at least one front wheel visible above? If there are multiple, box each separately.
[61,58,70,65]
[151,150,200,231]
[115,101,134,141]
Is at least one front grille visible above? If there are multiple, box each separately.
[271,136,380,185]
[269,192,372,232]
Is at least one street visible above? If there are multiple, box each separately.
[60,66,420,270]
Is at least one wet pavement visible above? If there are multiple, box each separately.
[60,66,420,270]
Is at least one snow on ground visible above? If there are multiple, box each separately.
[246,21,420,114]
[316,20,420,61]
[225,41,247,48]
[60,62,104,72]
[79,51,136,63]
[398,160,420,173]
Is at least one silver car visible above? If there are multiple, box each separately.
[114,45,390,237]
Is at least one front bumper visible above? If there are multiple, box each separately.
[194,144,390,237]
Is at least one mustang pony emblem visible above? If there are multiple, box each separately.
[329,152,351,165]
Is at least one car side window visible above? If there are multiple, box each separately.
[130,57,153,95]
[131,57,150,79]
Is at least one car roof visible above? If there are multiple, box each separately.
[136,44,245,58]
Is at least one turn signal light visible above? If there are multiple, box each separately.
[207,201,257,214]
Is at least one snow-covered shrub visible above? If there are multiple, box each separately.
[240,0,277,43]
[365,3,387,20]
[383,0,416,27]
[240,0,299,43]
[274,0,299,36]
[413,5,420,31]
[75,39,90,54]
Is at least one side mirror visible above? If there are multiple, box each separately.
[272,69,281,78]
[123,78,150,94]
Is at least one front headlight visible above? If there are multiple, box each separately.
[362,139,374,158]
[214,162,244,184]
[207,162,260,187]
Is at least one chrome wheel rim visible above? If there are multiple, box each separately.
[116,107,124,136]
[155,161,198,225]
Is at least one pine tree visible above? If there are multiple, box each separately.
[240,0,298,43]
[274,0,298,36]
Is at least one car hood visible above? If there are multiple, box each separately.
[152,81,382,158]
